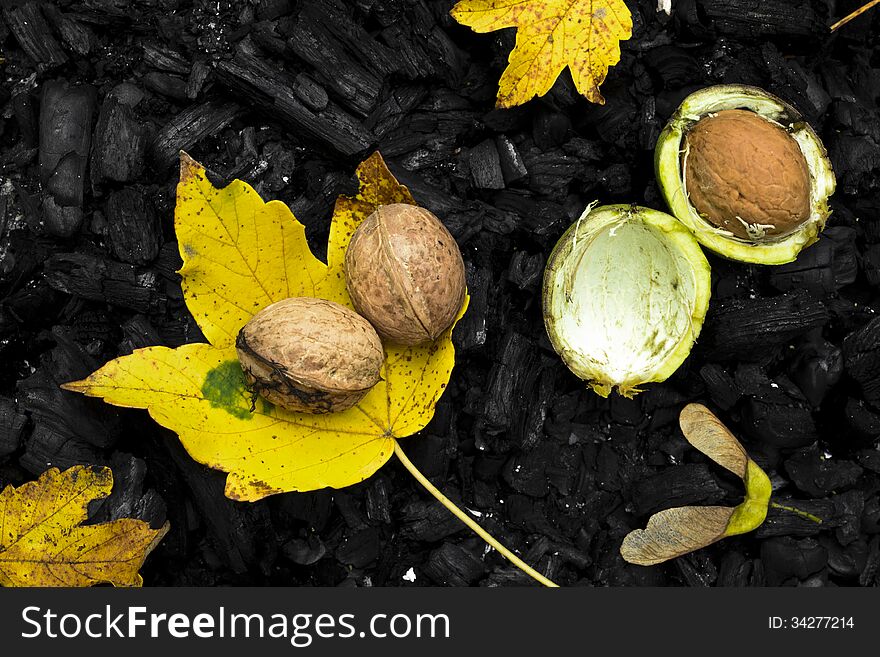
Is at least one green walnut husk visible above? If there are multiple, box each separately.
[543,204,711,398]
[655,84,836,265]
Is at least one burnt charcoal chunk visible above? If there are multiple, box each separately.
[466,139,505,190]
[336,527,380,568]
[769,227,858,296]
[105,187,161,265]
[149,100,242,168]
[44,253,160,312]
[503,442,556,497]
[756,499,832,538]
[283,535,326,566]
[699,363,741,410]
[784,448,863,497]
[3,3,67,67]
[89,453,166,527]
[741,397,818,449]
[39,80,96,237]
[90,91,147,184]
[495,135,528,184]
[481,331,539,434]
[760,537,827,586]
[630,463,726,517]
[845,398,880,445]
[401,498,464,542]
[789,336,843,408]
[700,293,828,361]
[696,0,821,38]
[506,251,544,291]
[843,316,880,406]
[454,262,490,352]
[0,397,27,459]
[42,5,95,56]
[423,542,486,586]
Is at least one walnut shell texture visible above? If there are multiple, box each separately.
[344,204,466,346]
[684,109,812,240]
[236,297,383,414]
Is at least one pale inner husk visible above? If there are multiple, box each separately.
[553,220,696,387]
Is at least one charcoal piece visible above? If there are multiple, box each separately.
[629,463,726,517]
[843,315,880,406]
[740,397,818,449]
[856,449,880,475]
[697,0,820,38]
[422,541,486,586]
[336,527,380,568]
[466,139,504,190]
[405,434,450,484]
[0,397,26,459]
[699,364,741,410]
[149,100,242,168]
[495,135,528,184]
[42,5,95,56]
[675,553,717,587]
[39,80,96,237]
[400,498,464,542]
[717,551,755,586]
[789,336,843,408]
[143,72,188,101]
[864,244,880,289]
[89,453,166,528]
[44,252,160,313]
[481,331,539,434]
[120,314,164,354]
[19,425,104,475]
[506,250,544,291]
[292,73,329,112]
[453,262,490,352]
[821,536,867,581]
[829,133,880,195]
[506,494,555,534]
[700,292,828,362]
[833,490,864,546]
[3,3,67,67]
[755,498,833,538]
[378,3,466,81]
[769,227,858,296]
[215,52,372,157]
[186,60,211,100]
[142,42,190,74]
[12,91,38,149]
[163,433,274,574]
[784,448,863,498]
[861,536,880,587]
[366,85,428,139]
[522,150,581,197]
[334,491,369,531]
[256,0,295,21]
[105,187,161,265]
[285,18,383,117]
[365,476,392,525]
[283,534,326,566]
[760,537,827,586]
[503,442,557,497]
[90,90,147,184]
[645,45,703,90]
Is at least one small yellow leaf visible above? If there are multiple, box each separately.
[65,153,467,502]
[451,0,633,107]
[0,466,167,587]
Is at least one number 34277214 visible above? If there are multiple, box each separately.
[769,617,855,629]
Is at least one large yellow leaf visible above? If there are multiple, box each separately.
[451,0,633,107]
[64,153,467,502]
[0,466,168,587]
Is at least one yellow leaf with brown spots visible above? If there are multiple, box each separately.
[63,153,467,502]
[0,466,167,587]
[451,0,633,107]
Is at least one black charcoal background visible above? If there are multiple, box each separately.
[0,0,879,587]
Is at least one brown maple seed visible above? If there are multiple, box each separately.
[344,203,466,346]
[236,297,383,414]
[684,109,812,240]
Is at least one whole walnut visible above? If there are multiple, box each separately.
[684,109,812,240]
[236,297,383,414]
[344,204,466,346]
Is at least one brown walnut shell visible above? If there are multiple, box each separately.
[236,297,383,414]
[684,109,812,240]
[344,204,466,346]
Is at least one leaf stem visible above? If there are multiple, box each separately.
[770,501,823,524]
[393,440,559,588]
[830,0,880,31]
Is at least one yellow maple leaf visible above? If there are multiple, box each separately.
[64,153,467,502]
[451,0,633,107]
[0,466,168,587]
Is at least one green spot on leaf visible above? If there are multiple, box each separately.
[201,360,252,420]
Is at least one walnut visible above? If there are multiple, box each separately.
[684,109,812,240]
[344,204,466,346]
[236,297,383,414]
